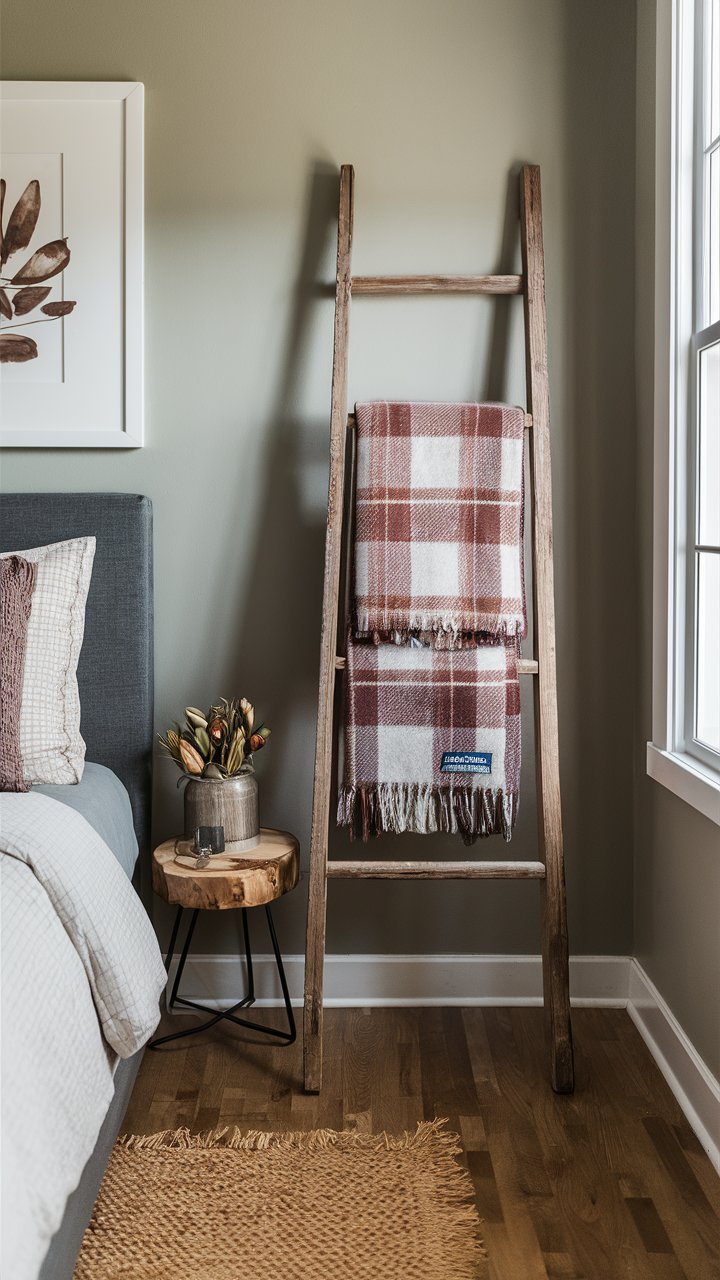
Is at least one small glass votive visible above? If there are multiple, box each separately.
[195,824,225,854]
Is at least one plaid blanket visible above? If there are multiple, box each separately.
[353,401,527,645]
[338,636,520,841]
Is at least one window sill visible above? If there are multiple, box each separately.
[647,744,720,826]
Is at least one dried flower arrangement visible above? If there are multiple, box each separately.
[0,179,78,363]
[159,698,270,779]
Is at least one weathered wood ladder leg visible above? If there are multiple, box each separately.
[520,164,574,1092]
[303,165,354,1094]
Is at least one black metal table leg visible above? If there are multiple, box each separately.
[148,903,296,1049]
[265,904,296,1043]
[242,906,255,1003]
[162,905,183,976]
[168,908,199,1007]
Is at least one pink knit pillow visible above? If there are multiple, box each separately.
[0,555,38,791]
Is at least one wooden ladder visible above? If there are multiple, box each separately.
[303,163,574,1095]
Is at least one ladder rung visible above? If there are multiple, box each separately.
[348,411,532,429]
[334,655,538,673]
[327,859,546,879]
[351,274,523,296]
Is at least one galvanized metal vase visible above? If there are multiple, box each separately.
[183,772,259,850]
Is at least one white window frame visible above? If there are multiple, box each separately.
[647,0,720,825]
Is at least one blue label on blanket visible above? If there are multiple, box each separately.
[440,751,493,775]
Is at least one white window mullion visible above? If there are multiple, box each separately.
[687,317,720,767]
[671,0,695,757]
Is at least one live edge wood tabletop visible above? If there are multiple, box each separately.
[152,829,300,911]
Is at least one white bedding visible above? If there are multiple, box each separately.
[0,791,166,1280]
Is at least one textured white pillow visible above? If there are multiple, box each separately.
[0,537,95,784]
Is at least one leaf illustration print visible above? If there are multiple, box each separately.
[0,178,77,362]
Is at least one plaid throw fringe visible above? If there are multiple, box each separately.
[353,401,527,646]
[338,637,521,842]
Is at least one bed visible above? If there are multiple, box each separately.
[0,493,163,1280]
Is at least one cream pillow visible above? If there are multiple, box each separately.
[0,536,95,784]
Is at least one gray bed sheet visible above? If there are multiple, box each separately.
[33,762,139,879]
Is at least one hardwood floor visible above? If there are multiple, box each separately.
[123,1007,720,1279]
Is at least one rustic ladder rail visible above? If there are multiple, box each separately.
[303,164,574,1095]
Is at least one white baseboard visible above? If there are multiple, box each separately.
[170,951,630,1009]
[167,950,719,1170]
[627,960,720,1173]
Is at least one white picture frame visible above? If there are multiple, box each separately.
[0,82,144,447]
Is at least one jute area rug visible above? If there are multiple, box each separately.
[74,1120,484,1279]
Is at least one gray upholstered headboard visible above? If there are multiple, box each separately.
[0,494,154,858]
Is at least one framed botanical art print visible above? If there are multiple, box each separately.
[0,82,144,447]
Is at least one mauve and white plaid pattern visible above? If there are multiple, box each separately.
[0,536,95,784]
[338,637,520,841]
[353,401,527,644]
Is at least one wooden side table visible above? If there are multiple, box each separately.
[149,828,299,1050]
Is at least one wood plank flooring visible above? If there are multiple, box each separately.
[123,1007,720,1279]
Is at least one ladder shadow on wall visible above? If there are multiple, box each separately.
[228,161,340,877]
[482,162,525,403]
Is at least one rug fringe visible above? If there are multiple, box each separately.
[337,782,517,843]
[120,1116,458,1155]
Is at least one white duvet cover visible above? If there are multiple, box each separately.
[1,791,166,1280]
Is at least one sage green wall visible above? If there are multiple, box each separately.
[0,0,638,959]
[634,0,720,1077]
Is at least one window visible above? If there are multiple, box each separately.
[648,0,720,824]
